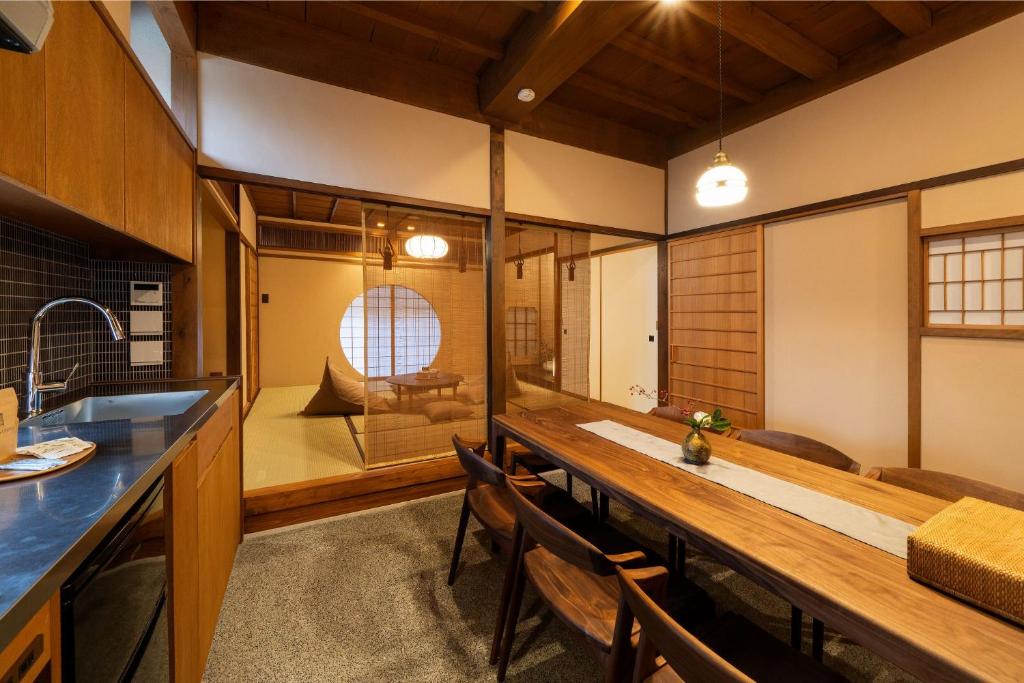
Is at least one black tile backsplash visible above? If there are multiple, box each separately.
[0,216,172,412]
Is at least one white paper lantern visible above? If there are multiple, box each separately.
[404,235,449,259]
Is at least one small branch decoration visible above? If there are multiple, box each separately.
[628,386,732,433]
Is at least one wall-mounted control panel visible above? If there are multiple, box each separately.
[129,281,163,306]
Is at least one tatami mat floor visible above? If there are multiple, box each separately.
[243,385,364,490]
[205,475,916,682]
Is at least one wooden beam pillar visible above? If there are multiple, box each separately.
[479,0,650,123]
[684,1,837,80]
[225,231,242,376]
[907,190,923,468]
[172,158,202,378]
[657,240,669,397]
[868,1,932,37]
[487,127,507,448]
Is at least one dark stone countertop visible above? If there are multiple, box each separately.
[0,377,239,650]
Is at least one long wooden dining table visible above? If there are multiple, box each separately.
[491,402,1024,683]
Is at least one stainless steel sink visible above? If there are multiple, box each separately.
[24,391,208,427]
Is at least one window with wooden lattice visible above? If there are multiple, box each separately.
[926,227,1024,327]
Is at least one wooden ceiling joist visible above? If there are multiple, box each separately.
[684,1,837,80]
[611,31,761,104]
[669,0,1024,157]
[479,0,652,123]
[567,71,702,127]
[340,2,504,60]
[868,1,932,37]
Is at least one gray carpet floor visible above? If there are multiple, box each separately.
[203,475,918,682]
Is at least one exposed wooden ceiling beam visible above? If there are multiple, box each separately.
[258,215,366,235]
[567,71,703,127]
[684,1,837,79]
[868,1,932,37]
[340,2,504,60]
[668,0,1024,157]
[611,31,761,104]
[198,1,663,166]
[479,0,653,123]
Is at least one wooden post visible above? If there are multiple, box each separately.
[172,163,202,378]
[487,127,506,453]
[907,190,923,468]
[225,231,242,376]
[657,239,669,396]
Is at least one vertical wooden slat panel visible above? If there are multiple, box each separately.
[668,226,764,428]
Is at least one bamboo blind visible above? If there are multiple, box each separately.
[667,226,764,429]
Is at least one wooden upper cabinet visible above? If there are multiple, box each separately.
[44,1,125,229]
[125,64,194,261]
[0,48,45,190]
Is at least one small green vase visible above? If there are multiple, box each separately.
[682,428,711,465]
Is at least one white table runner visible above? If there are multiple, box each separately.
[578,420,916,558]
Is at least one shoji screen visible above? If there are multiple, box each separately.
[668,227,763,429]
[765,200,907,471]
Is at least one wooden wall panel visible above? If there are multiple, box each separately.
[668,226,764,429]
[44,1,125,228]
[0,47,45,190]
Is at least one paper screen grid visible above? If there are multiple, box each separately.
[927,229,1024,326]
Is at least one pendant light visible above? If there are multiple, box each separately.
[567,231,576,282]
[695,1,748,208]
[514,234,525,279]
[379,207,395,270]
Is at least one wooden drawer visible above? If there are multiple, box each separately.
[0,595,59,683]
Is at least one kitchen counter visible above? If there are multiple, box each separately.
[0,377,239,650]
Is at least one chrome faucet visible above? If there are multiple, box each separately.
[25,297,126,417]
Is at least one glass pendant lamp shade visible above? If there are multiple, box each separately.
[404,234,449,259]
[695,1,749,208]
[696,151,748,207]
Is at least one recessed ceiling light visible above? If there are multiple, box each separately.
[407,225,416,231]
[517,88,536,102]
[376,221,385,228]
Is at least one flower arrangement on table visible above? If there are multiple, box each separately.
[629,386,731,465]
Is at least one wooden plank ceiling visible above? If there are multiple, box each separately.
[200,1,1024,167]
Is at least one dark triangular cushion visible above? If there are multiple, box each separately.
[302,357,362,415]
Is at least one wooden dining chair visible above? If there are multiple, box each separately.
[616,568,847,683]
[495,485,663,682]
[448,435,586,586]
[865,467,1024,511]
[737,430,861,474]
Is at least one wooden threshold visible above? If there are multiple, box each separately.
[243,455,466,533]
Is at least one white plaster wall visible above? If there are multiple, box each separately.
[668,14,1024,233]
[199,54,490,208]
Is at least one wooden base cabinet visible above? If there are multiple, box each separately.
[0,595,60,683]
[167,391,241,682]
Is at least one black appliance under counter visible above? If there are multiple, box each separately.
[0,378,239,655]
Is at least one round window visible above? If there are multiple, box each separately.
[339,285,441,378]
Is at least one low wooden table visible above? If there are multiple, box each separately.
[385,372,463,403]
[492,402,1024,682]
